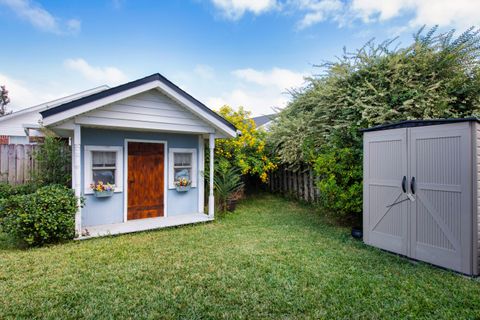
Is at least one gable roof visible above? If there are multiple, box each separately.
[252,114,277,127]
[0,85,109,123]
[40,73,236,136]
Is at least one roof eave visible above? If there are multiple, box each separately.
[41,74,237,138]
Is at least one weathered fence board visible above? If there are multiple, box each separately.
[268,165,319,204]
[0,144,39,185]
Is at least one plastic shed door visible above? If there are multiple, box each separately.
[363,122,473,274]
[409,124,472,274]
[363,128,409,256]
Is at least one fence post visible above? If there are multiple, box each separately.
[276,167,279,193]
[304,167,309,202]
[15,144,25,184]
[292,169,296,198]
[0,145,8,183]
[24,145,32,183]
[297,167,303,200]
[290,170,295,196]
[309,167,315,203]
[285,168,292,195]
[8,145,16,185]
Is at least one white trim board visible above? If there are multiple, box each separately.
[198,136,205,213]
[124,139,168,222]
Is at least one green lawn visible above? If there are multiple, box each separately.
[1,194,479,319]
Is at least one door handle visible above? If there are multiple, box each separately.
[410,176,416,194]
[401,176,407,193]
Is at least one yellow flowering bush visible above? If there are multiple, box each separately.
[216,106,276,183]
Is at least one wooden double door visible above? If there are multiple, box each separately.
[363,123,472,274]
[127,141,165,220]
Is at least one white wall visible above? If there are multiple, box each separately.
[0,111,41,137]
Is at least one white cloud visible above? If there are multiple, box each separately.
[207,88,288,115]
[64,58,128,85]
[194,64,215,80]
[210,0,480,30]
[211,0,278,20]
[404,0,480,29]
[0,0,81,34]
[207,67,305,115]
[0,73,66,111]
[232,67,305,90]
[66,19,81,34]
[295,0,343,29]
[308,0,480,29]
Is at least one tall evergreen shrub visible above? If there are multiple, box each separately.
[269,27,480,219]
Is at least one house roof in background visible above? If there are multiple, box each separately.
[0,85,109,123]
[252,114,277,127]
[40,73,236,133]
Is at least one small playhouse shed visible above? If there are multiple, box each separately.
[362,118,480,275]
[40,73,237,239]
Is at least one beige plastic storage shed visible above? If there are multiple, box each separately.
[363,118,480,275]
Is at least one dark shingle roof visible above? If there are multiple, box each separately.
[40,73,236,131]
[252,114,277,127]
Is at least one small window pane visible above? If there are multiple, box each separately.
[92,151,104,166]
[174,153,191,166]
[104,152,116,167]
[92,151,116,167]
[93,169,115,185]
[174,168,191,181]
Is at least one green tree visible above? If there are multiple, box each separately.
[216,105,276,182]
[0,85,11,116]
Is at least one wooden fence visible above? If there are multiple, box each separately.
[0,144,39,185]
[267,164,319,203]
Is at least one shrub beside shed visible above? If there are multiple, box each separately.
[362,118,480,275]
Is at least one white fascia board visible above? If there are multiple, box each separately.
[43,82,160,126]
[152,84,237,138]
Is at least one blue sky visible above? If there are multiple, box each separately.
[0,0,478,115]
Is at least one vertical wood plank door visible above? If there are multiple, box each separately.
[408,123,472,274]
[128,142,165,220]
[363,128,409,256]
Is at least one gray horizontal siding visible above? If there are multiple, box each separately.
[81,90,213,132]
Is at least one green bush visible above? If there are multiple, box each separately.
[33,135,71,186]
[0,185,79,246]
[0,183,38,199]
[214,160,244,212]
[204,158,244,212]
[313,147,363,219]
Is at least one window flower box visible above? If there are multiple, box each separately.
[174,177,191,192]
[90,181,115,198]
[94,190,114,198]
[176,185,191,192]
